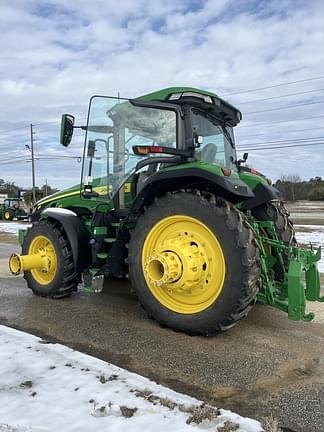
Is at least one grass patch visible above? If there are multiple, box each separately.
[185,405,220,425]
[133,388,219,424]
[98,374,119,384]
[217,421,239,431]
[133,389,177,409]
[120,406,138,418]
[19,380,33,389]
[262,415,282,432]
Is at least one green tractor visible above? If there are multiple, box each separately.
[0,198,27,221]
[9,88,323,335]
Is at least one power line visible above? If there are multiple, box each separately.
[237,141,324,151]
[238,115,324,128]
[222,75,324,96]
[0,124,29,134]
[236,126,324,140]
[237,135,324,147]
[244,100,324,115]
[239,88,324,105]
[0,156,81,165]
[0,116,86,135]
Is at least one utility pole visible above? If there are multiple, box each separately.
[30,124,36,205]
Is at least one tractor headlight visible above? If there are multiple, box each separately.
[169,92,213,104]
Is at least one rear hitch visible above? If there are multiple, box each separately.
[250,219,323,322]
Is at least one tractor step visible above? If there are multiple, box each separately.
[104,237,116,243]
[96,252,108,259]
[82,269,104,294]
[89,267,100,276]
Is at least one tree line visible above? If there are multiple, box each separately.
[0,179,58,207]
[1,176,323,206]
[274,176,324,202]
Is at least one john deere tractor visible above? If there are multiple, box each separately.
[9,88,323,335]
[0,198,27,221]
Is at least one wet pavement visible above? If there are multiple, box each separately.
[0,239,323,432]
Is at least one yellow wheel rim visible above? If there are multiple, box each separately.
[142,215,226,314]
[28,235,57,285]
[4,211,10,220]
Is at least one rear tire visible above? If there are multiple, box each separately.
[129,190,261,335]
[23,221,78,298]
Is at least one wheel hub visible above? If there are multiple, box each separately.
[144,234,211,295]
[142,215,225,314]
[145,250,182,286]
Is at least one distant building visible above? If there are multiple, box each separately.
[0,193,8,204]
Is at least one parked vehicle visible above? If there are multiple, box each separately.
[0,198,28,221]
[9,87,323,335]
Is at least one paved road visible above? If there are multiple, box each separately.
[0,240,323,432]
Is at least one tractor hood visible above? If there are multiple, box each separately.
[35,183,80,209]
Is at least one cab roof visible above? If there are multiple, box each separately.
[134,86,242,126]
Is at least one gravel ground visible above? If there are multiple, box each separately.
[0,203,323,432]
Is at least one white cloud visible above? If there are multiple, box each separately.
[0,0,323,189]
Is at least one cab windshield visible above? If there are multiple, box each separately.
[82,96,177,200]
[191,109,237,170]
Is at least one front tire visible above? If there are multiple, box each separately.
[129,191,261,335]
[22,221,79,298]
[4,209,14,221]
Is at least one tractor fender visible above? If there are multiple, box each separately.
[131,167,254,212]
[240,183,282,210]
[41,208,91,272]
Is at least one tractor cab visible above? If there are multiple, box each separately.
[4,198,21,209]
[60,88,243,208]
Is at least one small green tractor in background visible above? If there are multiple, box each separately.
[0,198,28,221]
[9,87,323,335]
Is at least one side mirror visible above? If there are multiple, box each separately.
[60,114,75,147]
[237,152,249,168]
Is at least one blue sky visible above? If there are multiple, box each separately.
[0,0,323,190]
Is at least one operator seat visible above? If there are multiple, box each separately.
[200,143,217,162]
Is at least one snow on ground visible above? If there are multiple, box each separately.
[0,325,262,432]
[0,222,31,235]
[295,225,324,273]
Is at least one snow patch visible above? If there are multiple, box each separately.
[0,325,262,432]
[0,222,30,235]
[295,225,324,272]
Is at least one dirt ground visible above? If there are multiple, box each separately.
[0,202,323,432]
[286,200,324,225]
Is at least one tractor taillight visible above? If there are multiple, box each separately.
[133,145,164,155]
[150,146,163,153]
[133,146,151,155]
[221,167,232,176]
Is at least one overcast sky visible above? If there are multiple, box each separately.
[0,0,323,190]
